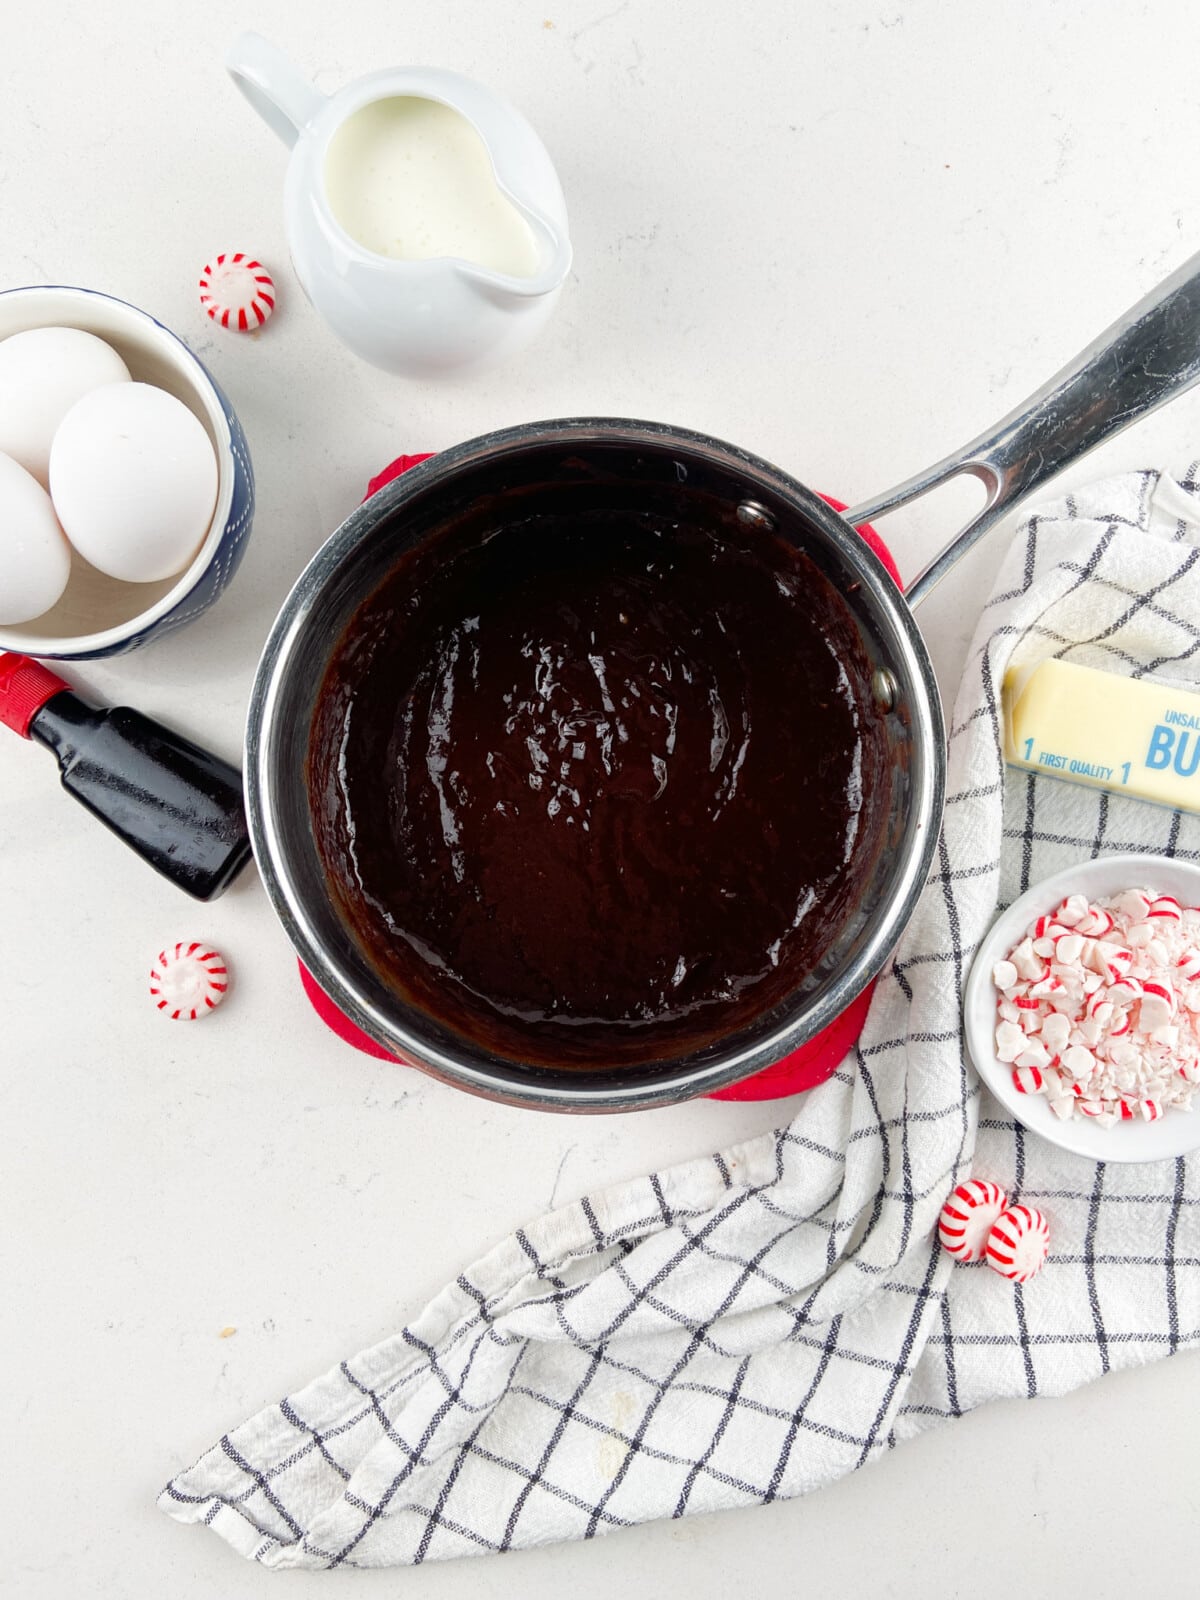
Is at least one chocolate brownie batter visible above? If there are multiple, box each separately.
[308,505,887,1068]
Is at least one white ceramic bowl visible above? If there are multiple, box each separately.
[964,853,1200,1162]
[0,285,254,658]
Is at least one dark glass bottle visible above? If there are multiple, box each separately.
[0,653,251,901]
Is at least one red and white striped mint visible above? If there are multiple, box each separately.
[1077,904,1115,937]
[1012,1064,1047,1094]
[1139,978,1176,1029]
[1086,993,1114,1026]
[1086,940,1132,982]
[149,941,228,1021]
[1114,889,1152,921]
[1055,893,1090,927]
[1108,974,1142,1005]
[1029,973,1066,1000]
[938,1179,1008,1263]
[1147,895,1183,923]
[984,1204,1050,1283]
[1119,1095,1161,1120]
[199,253,276,332]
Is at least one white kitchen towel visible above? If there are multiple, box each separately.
[160,468,1200,1568]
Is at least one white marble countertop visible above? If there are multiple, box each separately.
[4,2,1200,1594]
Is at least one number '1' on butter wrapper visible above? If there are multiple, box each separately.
[1003,658,1200,813]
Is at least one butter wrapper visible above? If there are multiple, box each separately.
[1003,658,1200,814]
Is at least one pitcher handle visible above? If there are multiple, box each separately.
[226,32,326,149]
[844,249,1200,610]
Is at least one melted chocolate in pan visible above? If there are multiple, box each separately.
[308,503,889,1069]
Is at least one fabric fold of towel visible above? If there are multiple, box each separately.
[161,467,1200,1569]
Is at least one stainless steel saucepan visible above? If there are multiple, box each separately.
[247,251,1200,1111]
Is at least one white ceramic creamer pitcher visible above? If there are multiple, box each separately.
[226,33,572,377]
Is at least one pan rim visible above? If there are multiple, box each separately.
[245,417,946,1110]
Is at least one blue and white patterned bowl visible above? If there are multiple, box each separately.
[0,285,254,659]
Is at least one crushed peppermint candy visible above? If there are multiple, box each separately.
[992,888,1200,1128]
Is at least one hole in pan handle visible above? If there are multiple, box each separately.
[843,248,1200,609]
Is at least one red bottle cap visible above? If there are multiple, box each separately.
[0,652,71,738]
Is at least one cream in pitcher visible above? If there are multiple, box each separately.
[225,33,572,376]
[324,96,541,276]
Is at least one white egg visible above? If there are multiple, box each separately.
[0,451,73,625]
[0,326,131,486]
[49,382,219,584]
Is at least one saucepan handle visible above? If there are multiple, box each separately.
[844,249,1200,609]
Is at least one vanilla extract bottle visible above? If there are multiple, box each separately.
[0,652,251,901]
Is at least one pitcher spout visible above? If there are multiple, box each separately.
[456,208,573,301]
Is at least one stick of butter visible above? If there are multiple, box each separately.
[1003,658,1200,813]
